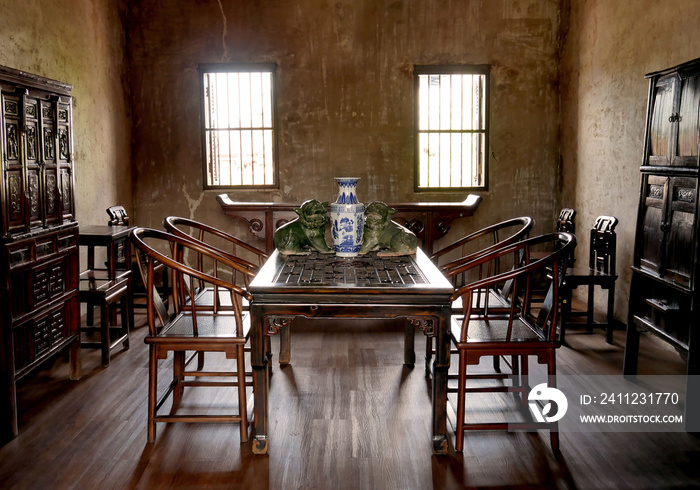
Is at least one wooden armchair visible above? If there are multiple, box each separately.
[448,232,576,452]
[162,216,283,365]
[560,215,618,344]
[424,217,534,372]
[131,227,255,443]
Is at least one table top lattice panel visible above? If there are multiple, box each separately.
[273,252,428,287]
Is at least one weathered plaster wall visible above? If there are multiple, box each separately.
[127,0,563,246]
[0,0,132,231]
[560,0,700,322]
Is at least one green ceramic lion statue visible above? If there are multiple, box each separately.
[359,201,418,255]
[273,199,334,255]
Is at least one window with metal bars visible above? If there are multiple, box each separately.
[414,65,489,191]
[199,63,278,189]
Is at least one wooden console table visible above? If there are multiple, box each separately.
[217,194,482,255]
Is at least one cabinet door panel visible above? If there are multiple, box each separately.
[648,75,676,166]
[4,170,25,234]
[26,168,42,228]
[674,75,700,166]
[665,177,697,287]
[1,94,26,235]
[57,100,73,222]
[638,175,667,274]
[44,168,59,225]
[41,100,60,226]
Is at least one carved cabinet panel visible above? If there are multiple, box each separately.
[1,82,74,235]
[638,174,697,288]
[0,65,79,445]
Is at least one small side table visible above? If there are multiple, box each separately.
[79,225,134,279]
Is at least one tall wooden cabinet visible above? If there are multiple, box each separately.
[624,58,700,430]
[0,66,80,444]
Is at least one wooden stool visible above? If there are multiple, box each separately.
[80,269,133,366]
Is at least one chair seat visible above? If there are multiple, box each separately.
[564,266,617,286]
[80,267,131,281]
[451,316,548,346]
[147,311,250,343]
[79,275,129,297]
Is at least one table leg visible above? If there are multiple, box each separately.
[87,245,95,269]
[432,309,451,454]
[279,323,291,365]
[404,321,415,367]
[250,305,269,454]
[107,242,117,278]
[623,321,640,377]
[69,336,81,380]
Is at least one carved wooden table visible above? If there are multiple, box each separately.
[248,249,454,454]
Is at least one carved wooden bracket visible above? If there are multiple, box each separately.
[266,316,294,336]
[408,317,437,337]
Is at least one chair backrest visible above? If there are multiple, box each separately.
[164,216,267,275]
[557,208,576,234]
[555,208,576,266]
[451,232,576,343]
[131,228,254,336]
[106,205,130,226]
[589,215,618,275]
[432,217,534,284]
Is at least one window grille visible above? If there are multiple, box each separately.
[415,65,489,190]
[199,64,278,189]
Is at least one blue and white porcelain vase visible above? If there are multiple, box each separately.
[330,177,365,257]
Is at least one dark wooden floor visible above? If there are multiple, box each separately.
[1,313,699,489]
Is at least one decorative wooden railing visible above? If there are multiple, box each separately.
[216,194,482,256]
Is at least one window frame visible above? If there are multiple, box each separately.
[198,62,280,190]
[413,64,490,192]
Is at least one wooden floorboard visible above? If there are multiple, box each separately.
[0,314,698,489]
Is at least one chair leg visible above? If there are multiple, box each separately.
[586,284,595,333]
[237,345,249,442]
[148,346,158,443]
[559,288,572,344]
[127,276,134,343]
[120,293,130,350]
[606,285,615,345]
[173,351,185,407]
[520,355,529,408]
[455,353,467,453]
[548,353,560,452]
[100,299,110,367]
